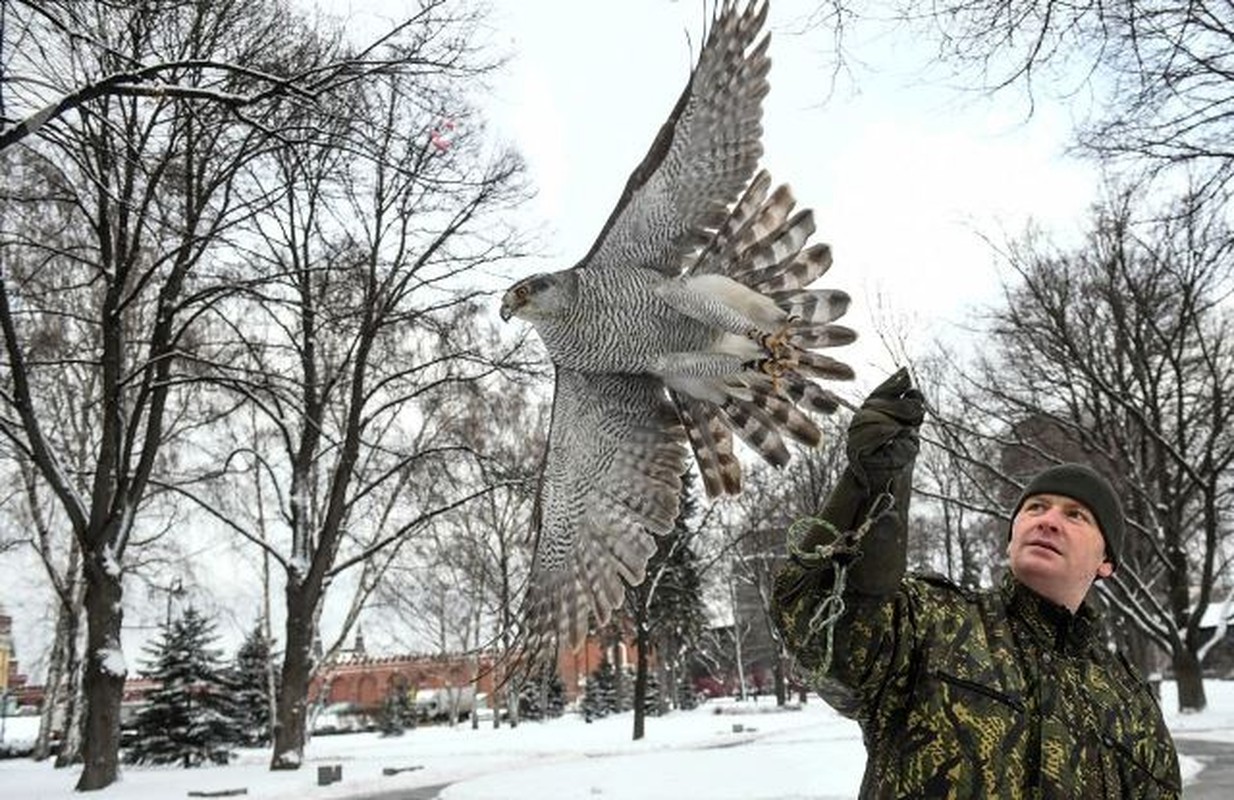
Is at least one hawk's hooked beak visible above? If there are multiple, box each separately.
[499,292,515,322]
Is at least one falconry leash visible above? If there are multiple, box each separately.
[785,488,897,678]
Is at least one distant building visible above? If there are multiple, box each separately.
[0,603,10,696]
[0,602,28,707]
[731,527,793,697]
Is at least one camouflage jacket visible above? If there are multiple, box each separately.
[774,568,1182,798]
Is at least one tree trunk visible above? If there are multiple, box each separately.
[35,638,64,762]
[1173,648,1207,712]
[54,662,85,768]
[657,661,670,716]
[270,583,315,770]
[36,599,74,761]
[506,681,520,729]
[773,650,788,706]
[74,558,125,791]
[632,623,649,741]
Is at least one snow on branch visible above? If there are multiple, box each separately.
[1199,589,1234,665]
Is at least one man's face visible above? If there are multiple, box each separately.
[1008,492,1114,612]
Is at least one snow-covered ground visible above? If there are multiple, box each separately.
[2,681,1232,799]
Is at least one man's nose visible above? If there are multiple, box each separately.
[1037,504,1066,529]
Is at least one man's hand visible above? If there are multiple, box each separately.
[846,367,925,492]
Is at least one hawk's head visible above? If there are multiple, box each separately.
[500,272,576,323]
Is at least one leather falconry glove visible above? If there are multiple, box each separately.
[846,366,925,493]
[793,368,924,596]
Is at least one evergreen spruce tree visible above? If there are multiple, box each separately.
[519,668,566,721]
[545,672,566,718]
[615,665,635,713]
[598,661,619,714]
[582,660,618,721]
[231,623,277,747]
[124,607,242,767]
[581,674,601,722]
[676,676,699,710]
[642,670,661,717]
[377,688,408,737]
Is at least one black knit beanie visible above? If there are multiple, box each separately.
[1011,463,1123,569]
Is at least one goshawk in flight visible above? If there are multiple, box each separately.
[500,0,854,658]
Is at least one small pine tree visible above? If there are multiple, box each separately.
[377,687,410,737]
[582,660,618,721]
[615,665,635,713]
[125,607,242,767]
[642,670,661,717]
[545,673,566,718]
[519,669,566,721]
[231,623,277,747]
[676,677,699,711]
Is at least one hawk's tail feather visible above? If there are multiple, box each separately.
[768,288,850,325]
[788,322,857,350]
[793,351,856,381]
[779,372,845,414]
[738,207,814,276]
[717,395,791,467]
[712,185,800,284]
[738,183,797,246]
[689,174,835,302]
[745,242,833,294]
[725,377,822,448]
[688,170,788,277]
[671,391,742,497]
[722,170,774,245]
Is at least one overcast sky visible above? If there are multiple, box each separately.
[484,0,1102,376]
[321,0,1104,380]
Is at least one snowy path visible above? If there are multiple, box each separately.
[6,682,1234,799]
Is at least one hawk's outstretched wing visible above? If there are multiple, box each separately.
[522,369,689,654]
[579,1,770,275]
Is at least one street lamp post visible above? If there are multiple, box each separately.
[152,578,186,629]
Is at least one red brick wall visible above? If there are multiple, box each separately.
[313,632,649,709]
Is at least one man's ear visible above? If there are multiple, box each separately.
[1096,561,1115,580]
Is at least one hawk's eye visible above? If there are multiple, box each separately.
[515,285,530,300]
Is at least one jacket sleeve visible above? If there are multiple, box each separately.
[772,465,919,720]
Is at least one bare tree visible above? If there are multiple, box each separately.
[711,426,847,705]
[13,459,88,765]
[0,0,423,152]
[901,350,1009,589]
[879,2,1234,195]
[0,307,95,766]
[465,392,545,729]
[174,21,530,763]
[378,371,546,727]
[928,185,1234,711]
[0,31,264,786]
[0,0,470,788]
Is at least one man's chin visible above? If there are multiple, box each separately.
[1010,561,1087,611]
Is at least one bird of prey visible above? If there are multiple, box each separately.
[500,0,854,655]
